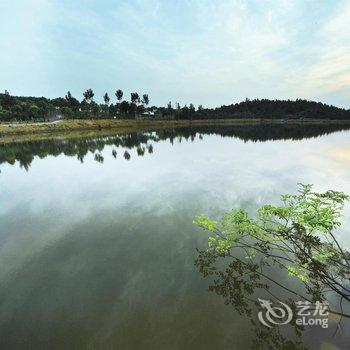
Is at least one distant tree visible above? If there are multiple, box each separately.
[0,105,7,120]
[10,104,23,120]
[136,146,145,156]
[103,93,110,105]
[29,104,40,119]
[142,94,149,106]
[90,101,99,117]
[181,104,190,119]
[51,97,67,108]
[115,89,123,102]
[94,153,104,163]
[65,91,72,101]
[130,93,140,117]
[189,103,195,120]
[101,93,110,118]
[64,91,80,116]
[123,150,131,160]
[119,101,129,116]
[83,88,94,103]
[2,90,14,109]
[131,92,140,104]
[90,89,95,102]
[61,106,74,119]
[83,90,88,102]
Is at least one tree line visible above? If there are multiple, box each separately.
[0,89,153,121]
[0,89,349,121]
[199,98,350,120]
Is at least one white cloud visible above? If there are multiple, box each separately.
[299,2,350,104]
[101,0,301,105]
[0,0,56,96]
[0,0,349,108]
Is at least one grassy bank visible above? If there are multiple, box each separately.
[1,118,350,143]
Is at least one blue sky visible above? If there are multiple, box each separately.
[0,0,349,108]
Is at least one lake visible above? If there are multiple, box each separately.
[1,124,350,349]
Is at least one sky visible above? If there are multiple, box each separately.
[0,0,349,108]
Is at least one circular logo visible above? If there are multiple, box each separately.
[258,298,293,328]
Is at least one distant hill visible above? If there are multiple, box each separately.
[197,99,350,120]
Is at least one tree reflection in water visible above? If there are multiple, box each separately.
[195,249,306,349]
[123,150,131,160]
[1,123,350,172]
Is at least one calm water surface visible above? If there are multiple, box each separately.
[0,125,350,349]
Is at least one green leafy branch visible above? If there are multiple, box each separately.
[193,184,350,343]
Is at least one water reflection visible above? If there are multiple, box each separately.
[1,123,349,172]
[194,248,350,349]
[1,124,350,349]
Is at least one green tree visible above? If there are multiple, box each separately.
[83,88,94,103]
[115,89,123,102]
[130,93,140,117]
[189,103,195,120]
[0,105,7,120]
[61,106,73,119]
[90,101,100,118]
[65,91,72,101]
[103,92,110,105]
[194,184,350,335]
[119,101,129,116]
[65,91,80,117]
[29,104,41,119]
[142,94,149,106]
[103,93,110,118]
[131,92,140,104]
[2,90,13,109]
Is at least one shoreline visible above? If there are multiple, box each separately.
[1,118,350,143]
